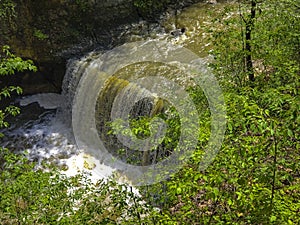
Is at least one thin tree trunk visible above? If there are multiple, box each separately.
[245,0,257,82]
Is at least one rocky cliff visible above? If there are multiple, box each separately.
[0,0,203,94]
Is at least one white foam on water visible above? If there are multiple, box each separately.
[1,107,115,183]
[62,152,115,183]
[19,93,64,109]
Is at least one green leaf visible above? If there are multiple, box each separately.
[270,215,277,222]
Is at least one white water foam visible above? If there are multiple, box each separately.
[2,95,115,183]
[19,93,65,109]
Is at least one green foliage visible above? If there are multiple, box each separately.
[0,45,37,134]
[0,148,155,224]
[33,29,49,40]
[0,46,37,76]
[107,105,182,166]
[137,1,300,224]
[0,1,299,224]
[139,80,299,224]
[211,0,300,88]
[0,0,15,19]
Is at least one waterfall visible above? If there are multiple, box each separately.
[66,39,216,186]
[3,30,224,186]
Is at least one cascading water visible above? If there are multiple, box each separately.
[1,1,227,185]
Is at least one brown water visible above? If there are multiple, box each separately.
[162,0,233,57]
